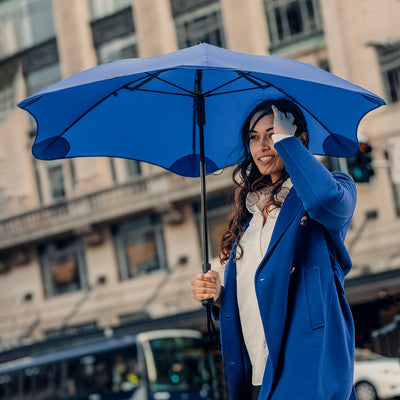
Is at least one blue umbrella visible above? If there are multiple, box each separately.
[17,43,385,285]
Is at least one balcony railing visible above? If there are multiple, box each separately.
[0,169,232,250]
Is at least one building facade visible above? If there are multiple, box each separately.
[0,0,399,359]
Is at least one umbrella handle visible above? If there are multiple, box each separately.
[202,262,211,273]
[201,262,214,307]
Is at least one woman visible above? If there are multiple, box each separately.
[191,99,357,400]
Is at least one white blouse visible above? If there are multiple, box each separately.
[236,179,292,385]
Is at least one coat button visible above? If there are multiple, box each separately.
[300,216,308,226]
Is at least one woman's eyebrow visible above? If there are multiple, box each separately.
[249,127,274,133]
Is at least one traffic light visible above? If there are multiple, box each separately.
[347,141,374,183]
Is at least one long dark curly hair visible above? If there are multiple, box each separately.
[219,98,309,264]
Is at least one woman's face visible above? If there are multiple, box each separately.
[248,112,286,183]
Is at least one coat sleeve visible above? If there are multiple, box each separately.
[275,136,357,234]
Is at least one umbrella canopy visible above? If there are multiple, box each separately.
[18,43,385,179]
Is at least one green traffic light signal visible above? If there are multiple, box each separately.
[352,166,364,181]
[347,141,374,183]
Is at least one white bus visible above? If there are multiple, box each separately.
[0,329,221,400]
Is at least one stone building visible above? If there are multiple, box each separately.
[0,0,399,359]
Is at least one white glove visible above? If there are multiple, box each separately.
[271,105,297,143]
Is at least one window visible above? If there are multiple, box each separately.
[47,159,66,200]
[89,0,132,20]
[90,3,137,64]
[0,60,18,122]
[0,0,56,59]
[172,0,226,49]
[39,237,88,298]
[28,0,56,44]
[109,158,142,185]
[96,34,138,64]
[65,348,139,396]
[0,1,59,115]
[194,195,233,260]
[113,215,167,280]
[376,42,400,104]
[264,0,323,50]
[148,336,207,392]
[125,159,142,178]
[25,61,61,96]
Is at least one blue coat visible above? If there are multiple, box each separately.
[217,137,357,400]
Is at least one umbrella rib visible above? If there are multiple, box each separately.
[236,71,271,89]
[202,72,253,96]
[142,71,196,96]
[207,86,269,97]
[132,88,194,97]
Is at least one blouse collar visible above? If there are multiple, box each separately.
[246,179,293,216]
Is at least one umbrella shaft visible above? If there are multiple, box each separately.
[195,69,210,270]
[199,114,210,268]
[196,95,205,126]
[199,110,213,306]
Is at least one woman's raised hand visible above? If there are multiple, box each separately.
[191,270,222,306]
[271,105,297,143]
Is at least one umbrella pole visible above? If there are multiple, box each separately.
[200,125,214,312]
[197,100,210,268]
[195,69,214,308]
[199,122,211,268]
